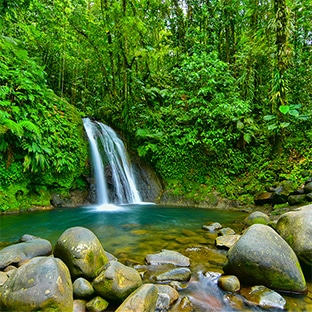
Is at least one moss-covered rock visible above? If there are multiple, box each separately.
[54,227,109,279]
[223,224,306,294]
[92,261,142,302]
[275,204,312,266]
[0,256,73,311]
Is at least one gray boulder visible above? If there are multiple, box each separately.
[224,224,306,293]
[0,256,73,311]
[0,234,52,269]
[54,226,109,279]
[275,204,312,266]
[115,283,158,312]
[92,261,142,301]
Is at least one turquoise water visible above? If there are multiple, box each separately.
[0,204,311,311]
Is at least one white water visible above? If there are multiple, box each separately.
[83,118,142,205]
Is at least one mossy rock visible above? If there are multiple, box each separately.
[224,224,306,294]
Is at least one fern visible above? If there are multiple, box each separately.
[19,120,41,138]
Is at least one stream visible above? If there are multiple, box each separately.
[0,204,311,311]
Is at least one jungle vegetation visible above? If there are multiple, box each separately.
[0,0,311,211]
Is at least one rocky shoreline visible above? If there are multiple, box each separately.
[0,204,311,311]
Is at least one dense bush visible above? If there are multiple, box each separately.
[0,36,88,211]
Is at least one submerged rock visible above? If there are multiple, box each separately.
[145,250,190,267]
[275,205,312,266]
[146,250,190,267]
[223,224,306,293]
[54,226,109,279]
[0,256,73,312]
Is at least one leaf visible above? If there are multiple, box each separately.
[279,105,290,114]
[264,115,276,121]
[288,109,299,117]
[236,120,244,130]
[280,122,290,128]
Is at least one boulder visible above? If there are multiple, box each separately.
[0,256,73,311]
[54,227,109,279]
[275,205,312,266]
[115,283,158,312]
[92,261,142,301]
[0,235,52,269]
[145,250,190,267]
[244,211,270,226]
[223,224,306,293]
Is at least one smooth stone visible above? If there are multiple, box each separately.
[54,226,109,279]
[86,296,109,312]
[73,277,95,299]
[215,234,241,249]
[224,224,306,293]
[218,275,240,292]
[154,267,192,282]
[115,283,158,312]
[0,256,73,312]
[275,204,312,266]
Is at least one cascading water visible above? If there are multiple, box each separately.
[83,117,142,205]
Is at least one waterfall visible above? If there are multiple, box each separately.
[83,117,142,205]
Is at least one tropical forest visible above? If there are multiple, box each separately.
[1,0,312,211]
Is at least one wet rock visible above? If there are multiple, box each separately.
[254,192,274,205]
[272,181,295,204]
[244,211,270,226]
[202,222,222,232]
[86,296,109,312]
[304,181,312,194]
[241,285,286,310]
[0,256,73,311]
[215,234,241,249]
[0,235,52,269]
[223,224,306,293]
[218,227,235,236]
[223,293,245,310]
[275,204,312,266]
[156,284,179,310]
[218,275,240,292]
[54,226,109,279]
[74,299,87,312]
[146,250,190,267]
[73,277,95,299]
[288,194,308,206]
[153,267,192,282]
[92,261,142,301]
[115,283,158,312]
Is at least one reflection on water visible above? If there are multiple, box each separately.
[0,204,311,311]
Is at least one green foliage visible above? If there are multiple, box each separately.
[0,35,88,210]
